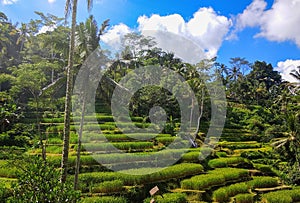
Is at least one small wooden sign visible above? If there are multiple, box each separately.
[150,198,155,203]
[149,186,159,196]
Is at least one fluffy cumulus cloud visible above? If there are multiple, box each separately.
[48,0,56,3]
[102,7,232,61]
[101,23,131,51]
[1,0,18,5]
[235,0,300,47]
[235,0,267,30]
[138,8,232,60]
[276,59,300,83]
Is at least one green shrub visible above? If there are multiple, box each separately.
[208,157,248,168]
[181,168,249,191]
[234,193,253,203]
[155,137,176,145]
[209,168,249,182]
[92,180,124,193]
[261,189,300,203]
[144,193,186,203]
[253,164,274,175]
[80,196,127,203]
[78,163,203,186]
[8,156,80,203]
[181,151,203,162]
[47,138,62,144]
[212,188,228,202]
[213,182,249,202]
[0,160,18,178]
[78,141,154,152]
[248,176,278,189]
[216,151,227,157]
[261,192,292,203]
[241,150,264,159]
[0,180,13,201]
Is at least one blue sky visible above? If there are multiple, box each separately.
[1,0,300,82]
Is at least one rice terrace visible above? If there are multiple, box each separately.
[0,0,300,202]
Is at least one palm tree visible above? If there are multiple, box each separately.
[290,66,300,82]
[73,15,109,190]
[61,0,93,183]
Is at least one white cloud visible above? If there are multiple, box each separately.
[235,0,300,47]
[256,0,300,46]
[138,7,232,60]
[38,25,56,35]
[235,0,267,30]
[48,0,56,3]
[101,23,131,51]
[1,0,18,5]
[275,59,300,83]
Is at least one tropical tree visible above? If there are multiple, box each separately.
[290,66,300,82]
[73,15,109,190]
[60,0,93,183]
[9,156,80,203]
[10,63,48,159]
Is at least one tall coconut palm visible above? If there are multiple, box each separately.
[73,15,109,190]
[290,66,300,82]
[61,0,93,183]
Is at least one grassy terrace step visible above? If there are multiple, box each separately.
[212,176,279,202]
[208,157,252,168]
[46,148,212,169]
[82,133,172,142]
[76,163,203,187]
[180,168,250,191]
[261,188,300,203]
[218,141,262,150]
[77,141,155,152]
[46,122,155,133]
[41,115,144,123]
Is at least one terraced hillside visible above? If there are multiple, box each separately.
[1,106,298,203]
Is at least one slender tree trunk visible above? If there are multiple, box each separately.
[61,0,78,183]
[189,97,194,129]
[74,96,86,190]
[194,88,204,138]
[36,98,46,160]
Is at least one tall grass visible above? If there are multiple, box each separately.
[91,180,124,193]
[208,157,249,168]
[181,168,249,190]
[212,182,249,202]
[77,163,203,186]
[261,189,300,203]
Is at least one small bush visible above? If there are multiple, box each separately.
[208,157,248,168]
[212,188,228,202]
[261,189,300,203]
[261,192,292,203]
[216,151,227,157]
[181,168,249,190]
[234,193,253,203]
[0,160,18,178]
[248,176,278,189]
[92,180,124,193]
[213,182,249,202]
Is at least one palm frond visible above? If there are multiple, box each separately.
[87,0,93,12]
[65,0,72,20]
